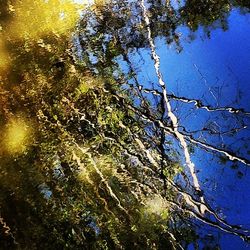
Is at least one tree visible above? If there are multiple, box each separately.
[0,0,249,249]
[0,1,188,249]
[77,0,250,246]
[180,0,250,33]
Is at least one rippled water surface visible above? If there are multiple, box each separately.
[0,1,249,249]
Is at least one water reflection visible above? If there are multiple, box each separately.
[2,117,33,154]
[0,0,249,249]
[8,0,83,39]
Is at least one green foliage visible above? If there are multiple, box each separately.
[2,0,247,248]
[0,1,183,248]
[180,0,231,31]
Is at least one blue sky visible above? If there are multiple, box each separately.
[119,8,250,249]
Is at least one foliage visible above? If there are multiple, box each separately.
[0,1,184,249]
[0,0,249,249]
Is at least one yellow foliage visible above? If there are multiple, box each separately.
[3,118,33,154]
[94,0,106,5]
[144,195,168,218]
[8,0,86,39]
[0,38,10,73]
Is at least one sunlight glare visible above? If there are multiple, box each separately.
[3,118,33,154]
[72,0,94,4]
[144,195,168,216]
[9,0,86,39]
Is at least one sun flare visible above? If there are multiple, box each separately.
[8,0,86,39]
[3,118,33,154]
